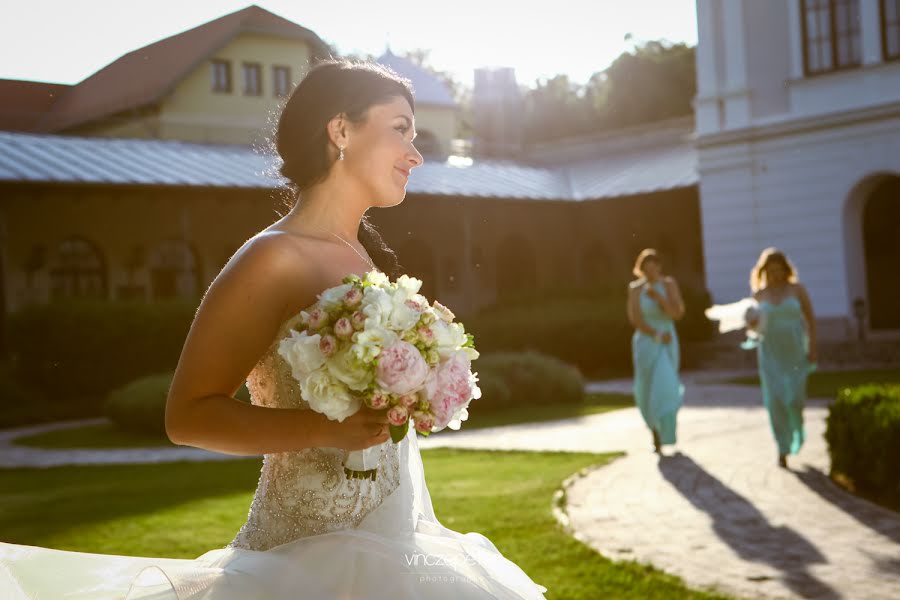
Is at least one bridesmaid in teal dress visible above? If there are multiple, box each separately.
[627,249,685,453]
[747,248,818,468]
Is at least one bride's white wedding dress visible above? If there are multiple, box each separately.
[0,312,546,599]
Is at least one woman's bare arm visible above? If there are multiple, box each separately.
[796,283,818,361]
[627,285,657,336]
[659,277,686,320]
[165,235,388,455]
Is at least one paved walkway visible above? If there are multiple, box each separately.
[423,376,900,600]
[3,375,899,599]
[0,419,238,467]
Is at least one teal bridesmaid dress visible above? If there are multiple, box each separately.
[756,296,813,456]
[632,281,684,445]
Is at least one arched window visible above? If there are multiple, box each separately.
[49,237,107,300]
[149,239,201,301]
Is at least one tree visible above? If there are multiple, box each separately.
[590,41,696,129]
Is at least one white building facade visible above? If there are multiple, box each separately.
[695,0,900,340]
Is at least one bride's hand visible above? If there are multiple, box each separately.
[320,407,391,450]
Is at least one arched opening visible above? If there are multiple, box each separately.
[396,238,437,299]
[496,233,537,299]
[149,239,201,301]
[49,237,107,300]
[862,176,900,329]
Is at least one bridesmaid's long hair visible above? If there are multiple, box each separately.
[275,59,415,276]
[750,247,798,292]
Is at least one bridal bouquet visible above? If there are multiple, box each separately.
[704,298,767,349]
[278,271,480,479]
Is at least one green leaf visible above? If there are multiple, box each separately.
[389,421,409,444]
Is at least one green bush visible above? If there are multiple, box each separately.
[105,372,252,436]
[825,384,900,504]
[8,301,197,414]
[0,366,61,429]
[475,352,584,411]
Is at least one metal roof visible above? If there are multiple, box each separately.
[0,131,696,201]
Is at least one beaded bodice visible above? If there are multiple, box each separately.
[230,313,401,551]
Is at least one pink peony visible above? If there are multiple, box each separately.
[319,334,338,357]
[307,308,328,330]
[334,317,353,339]
[387,404,409,426]
[376,341,429,396]
[366,389,390,410]
[428,353,474,429]
[351,310,366,331]
[413,411,434,433]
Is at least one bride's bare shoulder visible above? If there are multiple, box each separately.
[212,230,324,308]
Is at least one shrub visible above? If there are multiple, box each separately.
[105,372,252,436]
[475,352,584,411]
[825,384,900,504]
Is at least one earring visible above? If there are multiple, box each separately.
[338,146,345,161]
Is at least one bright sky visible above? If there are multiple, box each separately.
[0,0,697,88]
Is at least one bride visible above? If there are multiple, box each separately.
[0,60,546,599]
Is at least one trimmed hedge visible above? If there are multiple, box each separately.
[825,384,900,505]
[105,372,252,436]
[475,352,584,411]
[8,301,197,415]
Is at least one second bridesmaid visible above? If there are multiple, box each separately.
[627,249,686,453]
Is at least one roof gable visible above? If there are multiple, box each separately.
[37,5,327,133]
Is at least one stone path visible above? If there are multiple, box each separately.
[422,376,900,600]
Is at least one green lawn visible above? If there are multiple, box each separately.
[725,368,900,398]
[0,449,729,599]
[11,393,634,449]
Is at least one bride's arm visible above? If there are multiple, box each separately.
[165,235,388,455]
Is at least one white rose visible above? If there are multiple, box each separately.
[277,330,326,379]
[431,320,468,357]
[299,369,360,422]
[388,295,421,331]
[362,287,393,326]
[326,345,374,392]
[395,274,423,296]
[317,283,353,311]
[353,325,399,362]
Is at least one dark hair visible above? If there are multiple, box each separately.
[275,59,415,276]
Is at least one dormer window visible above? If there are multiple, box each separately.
[243,62,262,96]
[211,59,232,93]
[800,0,861,75]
